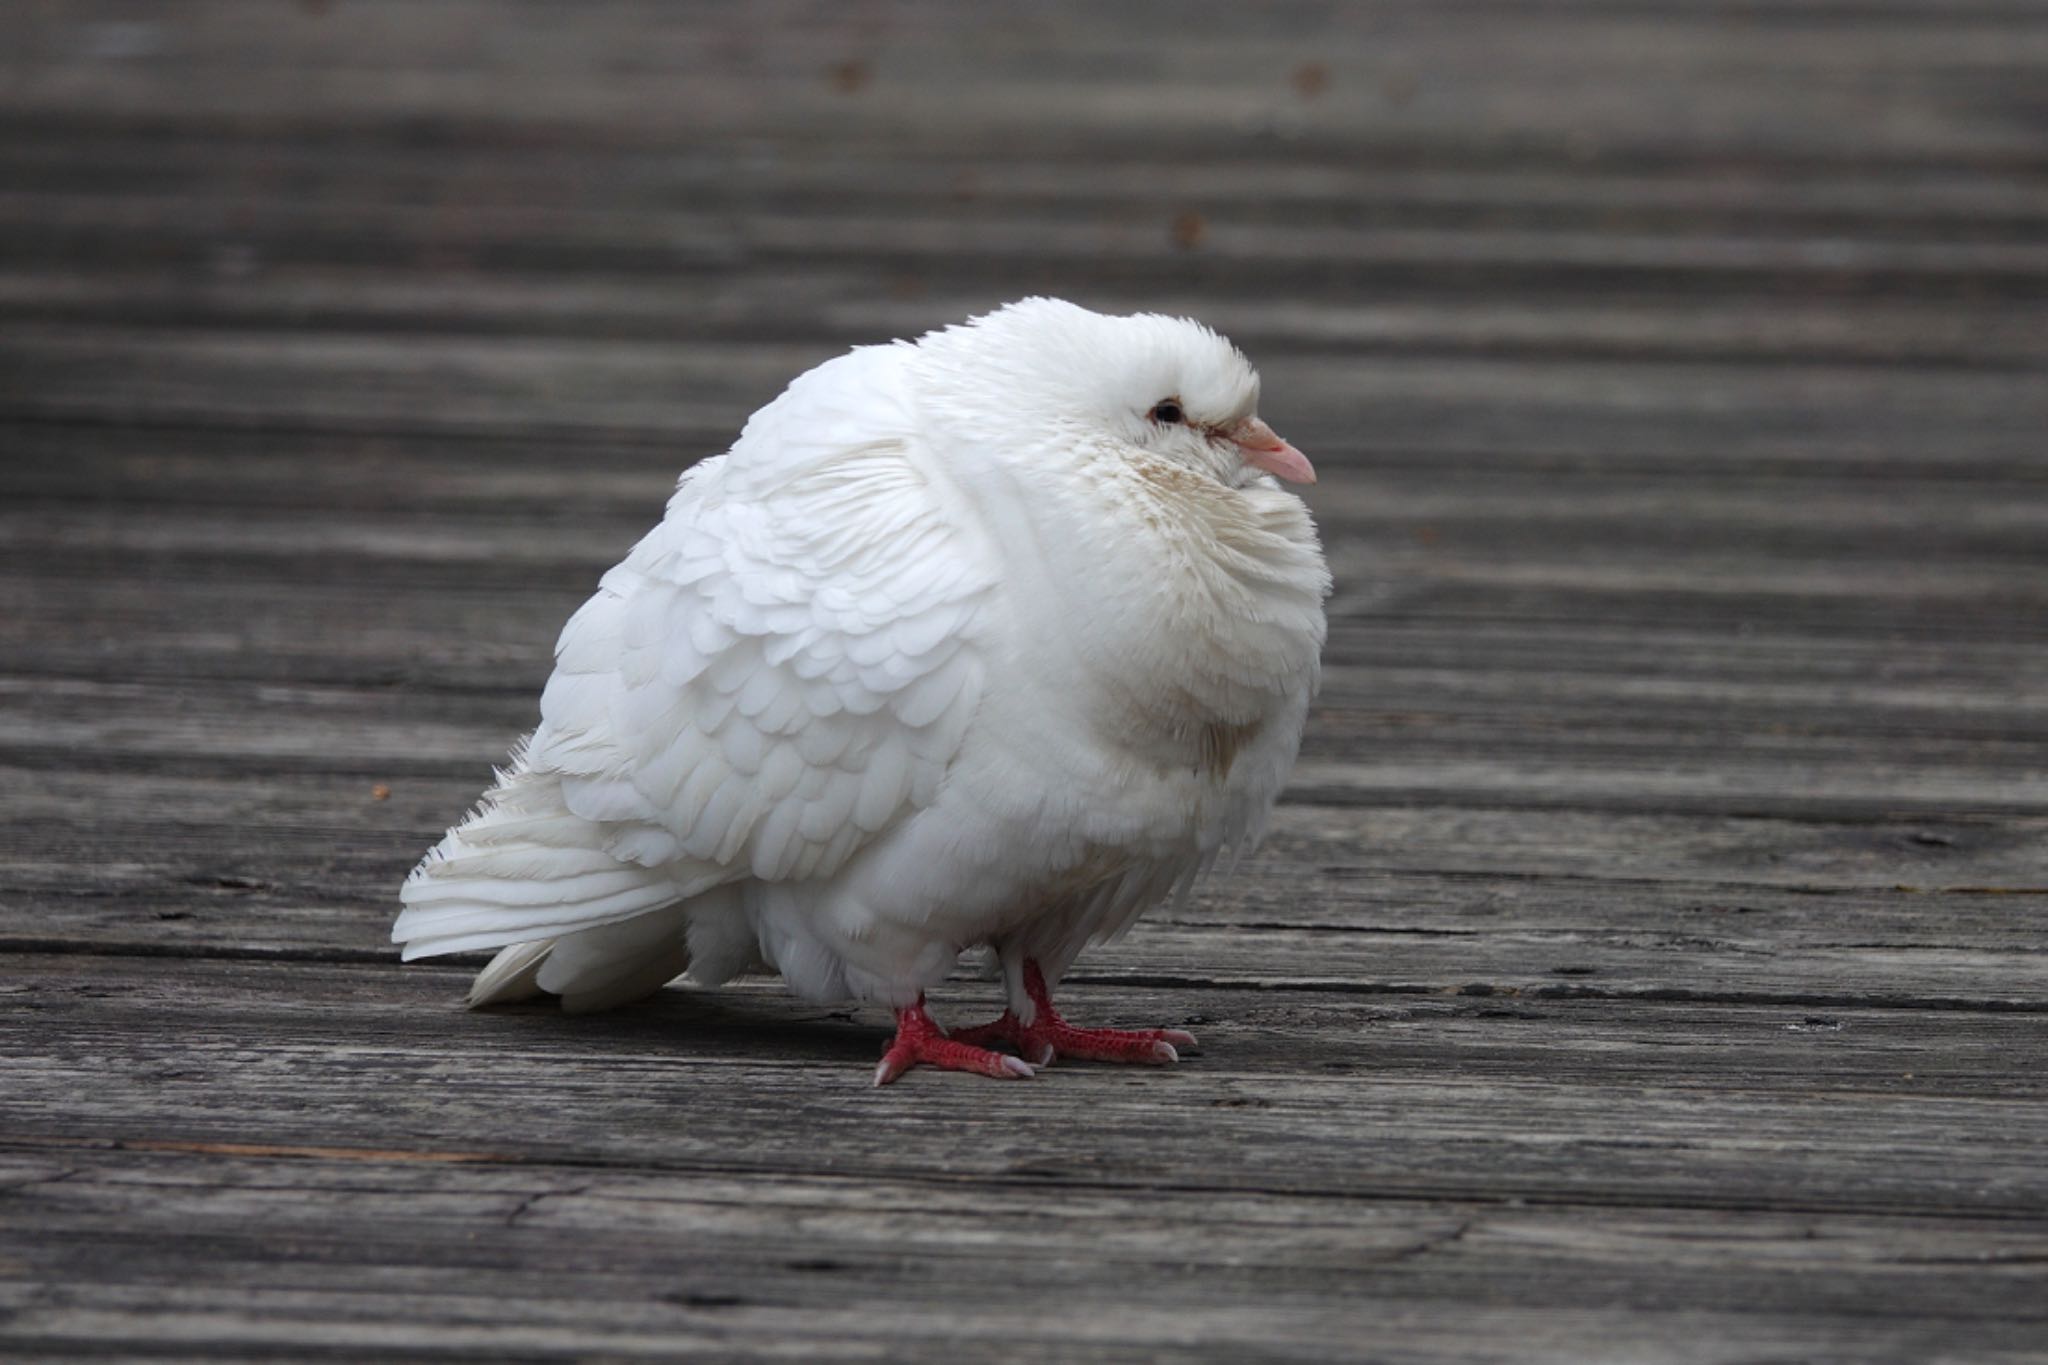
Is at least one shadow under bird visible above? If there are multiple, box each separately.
[393,298,1330,1084]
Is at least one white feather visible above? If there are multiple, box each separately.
[394,299,1329,1020]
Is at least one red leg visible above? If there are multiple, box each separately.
[951,960,1199,1067]
[874,997,1035,1087]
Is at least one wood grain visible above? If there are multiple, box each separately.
[1,1,2044,1360]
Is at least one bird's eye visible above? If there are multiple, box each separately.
[1149,400,1185,425]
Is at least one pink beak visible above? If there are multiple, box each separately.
[1232,417,1316,485]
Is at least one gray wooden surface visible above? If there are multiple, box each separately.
[4,2,2047,1360]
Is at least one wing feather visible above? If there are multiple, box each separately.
[397,346,993,963]
[528,440,991,900]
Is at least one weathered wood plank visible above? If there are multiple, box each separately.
[13,465,2048,566]
[7,667,2045,827]
[9,648,2048,765]
[4,1146,2045,1364]
[5,769,2044,1008]
[0,752,2040,1029]
[6,956,2047,1216]
[10,764,2045,894]
[5,0,2046,172]
[2,132,2043,237]
[8,326,2047,462]
[5,197,2046,306]
[2,0,2044,1359]
[8,274,2048,384]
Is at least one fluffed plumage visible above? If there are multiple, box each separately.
[394,298,1329,1079]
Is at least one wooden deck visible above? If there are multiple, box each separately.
[4,3,2047,1359]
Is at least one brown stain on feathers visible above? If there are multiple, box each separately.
[1036,843,1137,900]
[1196,717,1263,781]
[1131,453,1214,500]
[1101,454,1307,785]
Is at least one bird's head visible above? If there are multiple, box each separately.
[914,298,1315,491]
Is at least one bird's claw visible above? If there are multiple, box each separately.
[873,964,1202,1085]
[951,1010,1198,1068]
[875,1000,1036,1086]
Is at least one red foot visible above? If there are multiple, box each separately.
[875,998,1035,1087]
[951,960,1199,1067]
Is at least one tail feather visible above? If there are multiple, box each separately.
[394,762,705,963]
[395,878,683,961]
[403,848,634,892]
[465,910,695,1014]
[397,755,728,1013]
[541,907,694,1013]
[468,940,554,1007]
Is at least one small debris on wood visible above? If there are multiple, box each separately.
[185,873,268,893]
[825,59,870,94]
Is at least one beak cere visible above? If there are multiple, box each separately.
[1231,417,1317,485]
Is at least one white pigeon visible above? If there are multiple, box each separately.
[393,298,1329,1084]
